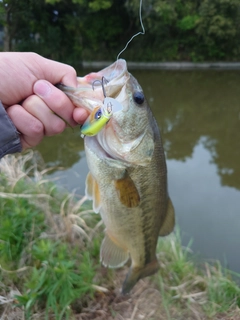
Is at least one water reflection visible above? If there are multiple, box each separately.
[35,68,240,272]
[167,137,240,271]
[36,128,85,169]
[136,69,240,189]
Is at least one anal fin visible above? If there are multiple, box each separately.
[159,197,175,236]
[85,172,101,213]
[114,175,140,208]
[100,231,129,268]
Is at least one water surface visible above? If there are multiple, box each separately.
[36,69,240,273]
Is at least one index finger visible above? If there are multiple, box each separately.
[33,80,77,126]
[0,52,78,107]
[37,56,78,88]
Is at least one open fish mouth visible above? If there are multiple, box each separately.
[85,130,147,166]
[57,60,129,113]
[80,59,128,87]
[58,60,130,137]
[85,135,113,161]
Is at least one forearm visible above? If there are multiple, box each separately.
[0,102,22,159]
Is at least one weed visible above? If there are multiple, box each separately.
[203,262,240,316]
[0,152,101,319]
[155,229,240,318]
[17,247,95,319]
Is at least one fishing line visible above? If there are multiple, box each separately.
[116,0,145,60]
[109,0,145,79]
[83,0,145,138]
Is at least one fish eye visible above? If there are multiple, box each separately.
[133,92,145,105]
[95,109,102,119]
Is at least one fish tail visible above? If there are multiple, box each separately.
[122,258,159,295]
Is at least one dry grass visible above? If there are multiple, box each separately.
[74,269,240,320]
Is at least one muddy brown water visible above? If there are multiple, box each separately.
[36,68,240,274]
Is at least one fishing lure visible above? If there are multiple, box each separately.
[80,100,112,137]
[80,77,122,137]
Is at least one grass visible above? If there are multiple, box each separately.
[0,151,240,320]
[0,151,102,319]
[155,232,240,319]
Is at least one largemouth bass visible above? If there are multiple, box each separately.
[59,59,175,294]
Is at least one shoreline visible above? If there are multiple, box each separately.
[82,60,240,70]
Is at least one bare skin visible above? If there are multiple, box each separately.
[0,52,88,150]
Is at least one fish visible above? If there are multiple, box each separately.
[58,59,175,294]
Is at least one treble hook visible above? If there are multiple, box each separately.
[92,76,109,98]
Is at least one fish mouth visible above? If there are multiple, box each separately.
[81,59,127,86]
[85,132,135,165]
[85,135,113,161]
[58,60,129,116]
[74,60,129,112]
[85,119,153,166]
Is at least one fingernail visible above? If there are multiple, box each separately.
[34,80,51,98]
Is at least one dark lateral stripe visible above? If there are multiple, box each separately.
[140,194,156,265]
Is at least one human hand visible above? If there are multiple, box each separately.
[0,52,88,149]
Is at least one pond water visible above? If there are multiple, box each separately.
[35,68,240,273]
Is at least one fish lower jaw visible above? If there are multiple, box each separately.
[86,133,129,164]
[85,136,114,160]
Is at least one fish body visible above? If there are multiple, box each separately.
[60,59,175,294]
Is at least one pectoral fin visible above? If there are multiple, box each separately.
[85,172,101,213]
[114,175,140,208]
[100,231,129,268]
[159,198,175,236]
